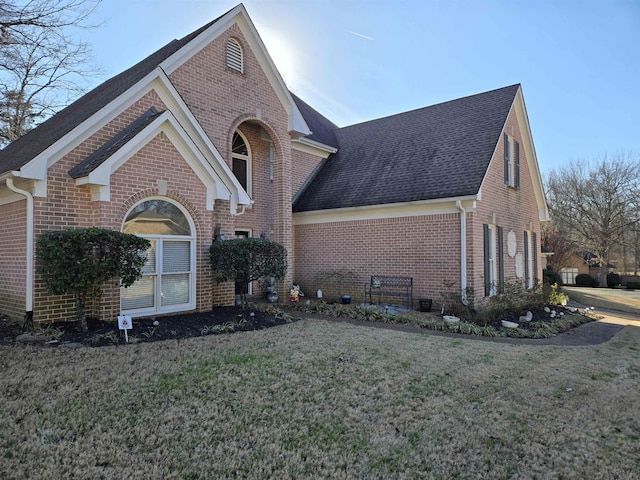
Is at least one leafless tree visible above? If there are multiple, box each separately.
[0,0,101,146]
[540,221,579,274]
[545,153,640,286]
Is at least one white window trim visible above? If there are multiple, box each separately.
[120,197,196,317]
[488,224,498,296]
[232,130,252,196]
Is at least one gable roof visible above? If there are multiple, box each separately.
[290,93,338,149]
[293,84,520,212]
[0,17,219,176]
[0,4,310,177]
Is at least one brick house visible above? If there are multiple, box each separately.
[0,4,548,323]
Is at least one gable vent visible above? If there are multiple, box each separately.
[226,38,243,73]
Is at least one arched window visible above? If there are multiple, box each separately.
[232,130,251,195]
[226,38,243,73]
[121,198,195,316]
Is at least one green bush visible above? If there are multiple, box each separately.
[626,281,640,290]
[36,227,150,331]
[606,272,621,288]
[209,237,287,306]
[543,268,563,286]
[575,273,597,287]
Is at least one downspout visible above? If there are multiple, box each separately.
[455,200,467,303]
[6,176,34,324]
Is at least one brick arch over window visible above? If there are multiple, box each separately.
[118,188,203,236]
[227,114,285,163]
[119,195,199,317]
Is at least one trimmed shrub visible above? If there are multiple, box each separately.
[606,272,621,288]
[543,268,563,286]
[627,281,640,290]
[575,273,598,287]
[36,228,150,331]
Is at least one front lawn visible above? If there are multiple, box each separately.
[1,319,639,478]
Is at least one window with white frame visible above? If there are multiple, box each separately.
[121,199,195,316]
[226,38,243,73]
[232,130,251,195]
[503,133,520,189]
[561,267,579,285]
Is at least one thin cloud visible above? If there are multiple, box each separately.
[347,30,374,41]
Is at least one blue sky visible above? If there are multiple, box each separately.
[82,0,640,174]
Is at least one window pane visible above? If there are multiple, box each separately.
[233,157,248,190]
[124,200,190,235]
[161,274,190,306]
[121,276,155,310]
[142,240,156,274]
[163,241,190,272]
[232,132,248,156]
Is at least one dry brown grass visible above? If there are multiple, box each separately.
[1,319,639,479]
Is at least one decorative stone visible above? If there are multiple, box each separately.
[501,320,519,329]
[443,315,460,324]
[519,316,529,323]
[16,333,53,344]
[153,320,160,326]
[526,311,533,321]
[544,306,551,313]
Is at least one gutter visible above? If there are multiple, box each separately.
[6,176,34,324]
[455,200,468,303]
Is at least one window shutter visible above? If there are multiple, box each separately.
[504,133,509,185]
[524,231,530,287]
[498,226,504,293]
[515,141,520,189]
[484,224,490,296]
[533,232,538,284]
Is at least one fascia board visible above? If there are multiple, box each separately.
[151,72,250,205]
[79,112,240,210]
[159,5,310,137]
[478,86,550,222]
[17,68,165,181]
[513,89,550,221]
[293,196,478,225]
[291,137,338,156]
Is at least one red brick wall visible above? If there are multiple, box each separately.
[291,148,325,197]
[169,24,296,293]
[470,106,543,297]
[294,214,461,304]
[0,199,28,320]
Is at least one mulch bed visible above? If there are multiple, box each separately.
[0,306,296,347]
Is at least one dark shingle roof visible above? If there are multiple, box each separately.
[293,84,520,212]
[290,93,338,148]
[0,14,225,175]
[69,108,164,178]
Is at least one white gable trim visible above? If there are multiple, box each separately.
[159,4,310,137]
[293,196,478,225]
[74,111,238,213]
[12,66,251,209]
[481,86,549,221]
[513,88,549,221]
[291,137,337,157]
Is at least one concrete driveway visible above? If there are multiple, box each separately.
[564,286,640,327]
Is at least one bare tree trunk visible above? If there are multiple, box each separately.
[76,293,88,332]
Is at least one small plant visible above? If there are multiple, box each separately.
[90,331,119,345]
[30,323,64,340]
[142,327,156,339]
[127,336,141,344]
[545,283,568,306]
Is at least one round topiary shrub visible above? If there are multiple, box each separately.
[606,272,621,288]
[543,268,563,286]
[575,273,597,287]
